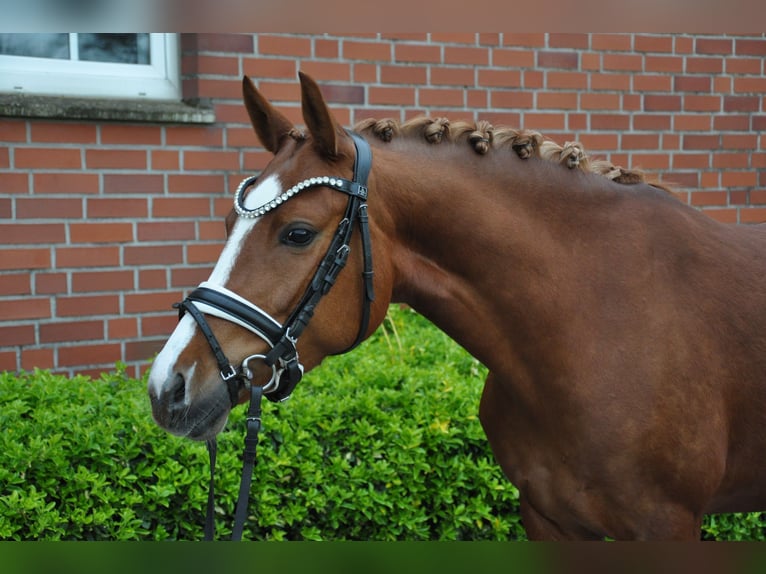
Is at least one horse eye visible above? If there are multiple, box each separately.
[282,227,316,247]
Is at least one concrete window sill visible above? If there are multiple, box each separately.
[0,94,216,124]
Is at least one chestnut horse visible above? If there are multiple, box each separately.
[148,72,766,540]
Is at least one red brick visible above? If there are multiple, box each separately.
[537,92,578,110]
[644,95,681,111]
[503,34,546,47]
[740,208,766,224]
[492,91,534,109]
[197,78,242,100]
[123,245,183,266]
[0,273,30,296]
[724,96,760,112]
[56,246,120,268]
[712,153,749,169]
[591,74,631,91]
[153,197,211,218]
[34,272,67,294]
[545,71,588,90]
[101,125,162,145]
[674,76,712,93]
[690,191,729,206]
[166,126,224,147]
[433,67,479,86]
[343,40,391,62]
[419,88,464,107]
[634,114,672,131]
[684,95,721,112]
[21,349,53,371]
[603,54,643,71]
[0,198,10,218]
[16,198,82,219]
[722,134,758,149]
[30,123,96,144]
[683,134,720,150]
[5,223,66,245]
[394,44,441,64]
[673,153,712,169]
[0,324,34,346]
[258,34,310,57]
[187,243,224,264]
[125,340,166,362]
[168,174,226,194]
[369,87,416,106]
[537,51,578,69]
[190,55,239,76]
[108,317,138,340]
[242,58,298,81]
[522,113,566,131]
[34,173,99,194]
[735,38,766,56]
[0,119,27,142]
[381,65,428,85]
[645,55,683,73]
[0,173,28,194]
[300,61,352,83]
[137,222,196,242]
[317,85,364,105]
[444,46,489,66]
[0,298,50,320]
[751,190,766,204]
[633,75,672,92]
[103,174,163,195]
[57,295,120,317]
[137,269,166,290]
[493,48,535,68]
[58,343,122,367]
[16,148,81,170]
[622,134,660,150]
[86,198,148,219]
[523,70,544,89]
[315,38,339,59]
[725,57,762,75]
[686,57,723,74]
[40,320,104,343]
[72,270,134,293]
[631,153,669,170]
[591,34,631,51]
[674,115,712,131]
[0,351,17,371]
[696,38,733,54]
[635,35,673,53]
[86,150,147,170]
[581,93,621,110]
[124,292,180,314]
[713,116,750,131]
[0,248,50,271]
[591,114,631,130]
[142,314,178,337]
[184,150,239,171]
[431,33,477,44]
[69,223,133,244]
[172,267,211,287]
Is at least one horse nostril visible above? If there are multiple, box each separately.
[171,372,186,407]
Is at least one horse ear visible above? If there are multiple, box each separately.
[242,75,295,154]
[299,71,346,159]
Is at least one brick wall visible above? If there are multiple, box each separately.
[1,33,765,377]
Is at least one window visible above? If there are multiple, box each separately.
[0,33,179,100]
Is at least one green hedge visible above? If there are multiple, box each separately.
[0,306,763,540]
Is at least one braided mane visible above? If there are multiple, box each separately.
[352,116,672,192]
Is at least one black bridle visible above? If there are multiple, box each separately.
[173,132,374,540]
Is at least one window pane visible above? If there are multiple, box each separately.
[77,33,149,65]
[0,33,70,59]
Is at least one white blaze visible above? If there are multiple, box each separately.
[148,174,283,397]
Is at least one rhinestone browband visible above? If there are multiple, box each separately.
[234,175,354,219]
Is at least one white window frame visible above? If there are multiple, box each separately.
[0,33,180,100]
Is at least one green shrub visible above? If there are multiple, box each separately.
[0,306,762,540]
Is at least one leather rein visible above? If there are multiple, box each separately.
[173,132,374,540]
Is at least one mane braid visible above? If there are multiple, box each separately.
[354,115,673,191]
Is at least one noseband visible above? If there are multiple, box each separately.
[172,132,374,540]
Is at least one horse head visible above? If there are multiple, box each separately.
[148,72,391,440]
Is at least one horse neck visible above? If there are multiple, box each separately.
[371,140,616,373]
